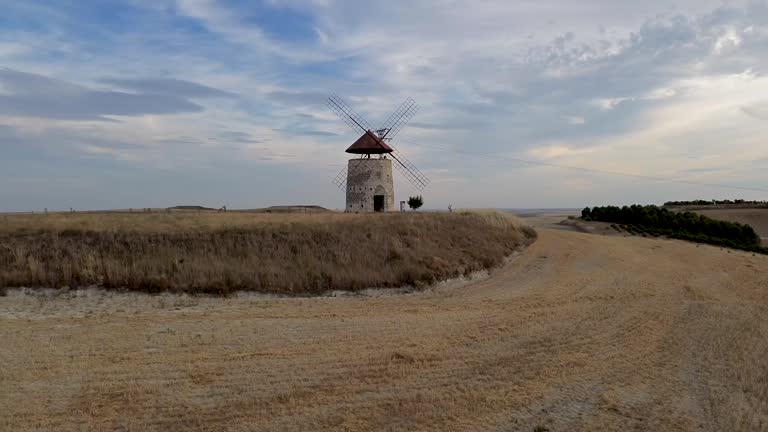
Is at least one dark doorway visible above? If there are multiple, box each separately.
[373,195,385,212]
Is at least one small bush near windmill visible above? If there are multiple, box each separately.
[408,195,424,211]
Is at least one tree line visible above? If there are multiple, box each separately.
[582,205,763,252]
[664,199,767,206]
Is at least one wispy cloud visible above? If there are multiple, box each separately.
[742,102,768,120]
[0,68,215,121]
[101,77,237,99]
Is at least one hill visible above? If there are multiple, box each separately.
[167,205,217,211]
[0,211,535,294]
[243,205,332,213]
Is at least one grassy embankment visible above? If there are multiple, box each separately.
[582,205,766,253]
[0,211,536,294]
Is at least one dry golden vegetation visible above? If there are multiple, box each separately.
[2,227,767,431]
[0,211,536,294]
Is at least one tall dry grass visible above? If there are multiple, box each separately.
[0,211,536,294]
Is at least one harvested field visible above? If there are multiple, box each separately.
[694,208,768,245]
[0,211,535,294]
[2,227,767,431]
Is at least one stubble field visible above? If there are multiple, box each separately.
[2,220,767,431]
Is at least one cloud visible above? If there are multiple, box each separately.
[0,122,147,162]
[265,89,329,106]
[100,78,237,99]
[216,130,263,143]
[680,167,729,174]
[741,102,768,120]
[173,0,328,62]
[529,144,600,160]
[289,130,340,137]
[0,68,207,121]
[410,122,471,131]
[565,116,586,125]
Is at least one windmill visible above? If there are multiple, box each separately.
[326,94,429,212]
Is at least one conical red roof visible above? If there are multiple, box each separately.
[345,130,394,154]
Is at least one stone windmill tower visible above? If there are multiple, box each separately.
[327,95,429,212]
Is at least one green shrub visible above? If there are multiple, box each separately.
[408,195,424,211]
[586,204,765,253]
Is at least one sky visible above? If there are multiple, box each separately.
[1,0,768,211]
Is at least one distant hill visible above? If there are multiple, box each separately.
[167,205,216,211]
[246,205,332,213]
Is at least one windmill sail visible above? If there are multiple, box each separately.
[333,156,382,189]
[389,148,430,190]
[332,165,348,189]
[327,94,374,134]
[377,98,418,142]
[326,93,430,192]
[378,98,429,190]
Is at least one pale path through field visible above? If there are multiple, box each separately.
[2,228,767,431]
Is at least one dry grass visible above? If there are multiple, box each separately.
[2,228,767,431]
[0,211,536,294]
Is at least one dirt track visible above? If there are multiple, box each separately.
[2,228,767,431]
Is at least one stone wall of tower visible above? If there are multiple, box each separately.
[345,158,395,212]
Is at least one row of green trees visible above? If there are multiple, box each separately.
[664,199,767,206]
[582,205,763,251]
